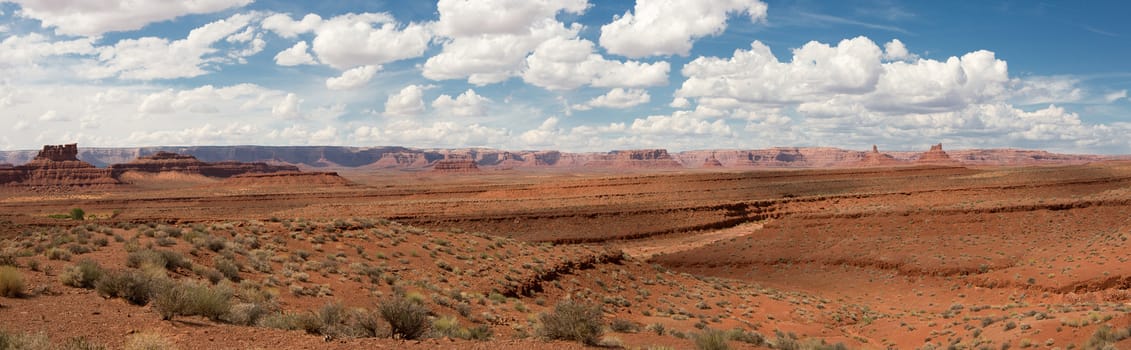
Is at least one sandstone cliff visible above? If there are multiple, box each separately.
[432,154,480,173]
[858,145,904,167]
[110,151,299,178]
[0,144,119,187]
[584,149,683,168]
[916,143,959,164]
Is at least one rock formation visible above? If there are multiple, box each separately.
[584,149,683,168]
[859,145,903,167]
[0,144,119,187]
[110,151,299,178]
[916,143,958,164]
[702,154,724,168]
[432,154,480,173]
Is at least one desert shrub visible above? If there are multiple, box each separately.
[153,280,231,321]
[259,312,301,330]
[67,244,93,255]
[694,328,731,350]
[213,256,240,282]
[61,259,104,289]
[610,318,641,333]
[1085,324,1131,349]
[60,337,107,350]
[45,248,72,261]
[70,208,86,221]
[96,269,156,305]
[0,331,52,349]
[379,297,430,340]
[123,332,175,350]
[465,324,492,340]
[538,300,604,345]
[127,250,190,271]
[348,308,384,338]
[432,315,465,339]
[0,251,19,267]
[728,328,765,346]
[225,302,271,326]
[0,266,25,298]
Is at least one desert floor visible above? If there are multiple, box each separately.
[2,163,1131,349]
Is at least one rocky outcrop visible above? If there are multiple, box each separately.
[110,151,299,178]
[916,143,958,164]
[585,149,683,168]
[432,155,480,173]
[702,154,724,168]
[0,144,118,187]
[859,145,904,167]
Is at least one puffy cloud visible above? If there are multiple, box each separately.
[424,19,576,85]
[262,13,323,38]
[79,13,262,80]
[384,85,427,117]
[677,36,1012,115]
[263,12,431,70]
[882,39,917,61]
[37,110,66,121]
[274,41,317,66]
[0,33,95,66]
[435,0,588,36]
[310,13,431,70]
[670,97,691,109]
[522,36,669,90]
[600,0,767,58]
[574,88,651,110]
[272,93,302,119]
[325,65,380,90]
[1009,76,1084,105]
[137,84,272,115]
[9,0,252,37]
[432,89,491,117]
[629,112,733,136]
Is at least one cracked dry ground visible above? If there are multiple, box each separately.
[3,163,1131,349]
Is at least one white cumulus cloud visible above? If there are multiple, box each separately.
[384,85,427,117]
[9,0,253,37]
[433,89,491,117]
[325,65,380,90]
[600,0,768,58]
[523,36,669,90]
[573,88,651,110]
[274,41,317,66]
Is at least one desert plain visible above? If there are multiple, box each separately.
[2,146,1131,349]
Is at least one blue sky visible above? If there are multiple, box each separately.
[0,0,1128,153]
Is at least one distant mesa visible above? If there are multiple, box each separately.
[585,149,683,168]
[0,143,119,187]
[110,151,300,178]
[916,143,958,164]
[431,154,480,173]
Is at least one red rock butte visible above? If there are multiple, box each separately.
[0,143,118,187]
[702,154,724,168]
[916,143,958,164]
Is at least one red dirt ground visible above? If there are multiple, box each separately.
[2,163,1131,349]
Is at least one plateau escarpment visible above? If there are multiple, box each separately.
[109,151,299,178]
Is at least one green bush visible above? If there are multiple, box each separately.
[154,280,231,321]
[70,208,86,221]
[694,328,731,350]
[61,259,104,289]
[213,257,240,282]
[379,297,430,340]
[538,300,604,345]
[96,269,157,305]
[0,266,25,298]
